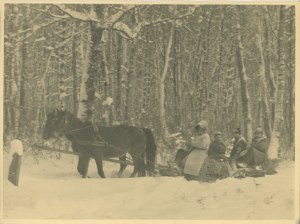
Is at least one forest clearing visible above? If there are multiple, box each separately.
[2,3,297,221]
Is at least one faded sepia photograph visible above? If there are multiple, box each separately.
[1,2,297,221]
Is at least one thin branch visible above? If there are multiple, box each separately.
[26,5,69,19]
[133,8,196,38]
[16,18,69,42]
[55,4,99,22]
[109,5,136,24]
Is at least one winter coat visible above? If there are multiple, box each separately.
[230,136,247,159]
[183,133,211,177]
[187,140,231,182]
[207,140,226,159]
[237,136,269,166]
[190,133,211,150]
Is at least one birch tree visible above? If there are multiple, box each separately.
[268,6,286,159]
[235,6,253,142]
[159,27,174,137]
[255,8,272,138]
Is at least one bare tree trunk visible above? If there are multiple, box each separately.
[172,27,181,127]
[77,23,88,119]
[10,5,21,136]
[115,33,122,123]
[77,19,103,122]
[72,22,79,113]
[19,5,30,136]
[286,7,295,148]
[4,7,13,138]
[263,6,276,125]
[268,6,286,159]
[58,21,67,109]
[235,6,253,142]
[159,27,174,137]
[125,40,136,125]
[121,38,128,123]
[255,8,272,138]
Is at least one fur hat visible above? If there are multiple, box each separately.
[195,120,208,131]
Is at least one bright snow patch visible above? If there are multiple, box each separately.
[3,151,295,220]
[9,139,23,156]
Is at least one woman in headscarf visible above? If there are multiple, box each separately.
[183,120,211,180]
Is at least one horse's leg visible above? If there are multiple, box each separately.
[94,152,106,178]
[73,143,84,176]
[117,155,127,177]
[129,156,139,178]
[129,154,145,178]
[77,156,84,175]
[80,155,90,178]
[138,162,146,177]
[137,153,146,177]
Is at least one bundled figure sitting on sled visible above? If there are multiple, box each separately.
[174,121,231,181]
[174,124,271,181]
[230,127,272,177]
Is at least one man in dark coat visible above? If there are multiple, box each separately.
[229,128,247,170]
[207,132,226,159]
[198,132,231,181]
[237,128,269,168]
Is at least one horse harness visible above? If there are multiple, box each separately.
[64,122,147,164]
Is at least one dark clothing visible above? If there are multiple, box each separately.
[198,157,231,182]
[196,140,231,182]
[252,136,269,153]
[237,136,269,167]
[208,141,226,159]
[174,149,190,169]
[230,136,247,159]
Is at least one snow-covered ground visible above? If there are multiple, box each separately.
[2,150,296,220]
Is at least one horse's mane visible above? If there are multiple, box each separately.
[64,110,100,129]
[64,111,86,126]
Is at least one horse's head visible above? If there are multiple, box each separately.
[43,109,75,140]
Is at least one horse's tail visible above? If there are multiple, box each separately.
[142,128,157,174]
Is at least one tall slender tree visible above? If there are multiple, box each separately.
[268,6,286,159]
[235,6,253,142]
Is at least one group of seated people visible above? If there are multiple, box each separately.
[174,120,270,181]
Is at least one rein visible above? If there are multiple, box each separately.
[57,116,154,168]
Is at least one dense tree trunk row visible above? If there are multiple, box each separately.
[3,4,295,160]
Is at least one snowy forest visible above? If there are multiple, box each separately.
[4,4,295,159]
[2,4,296,220]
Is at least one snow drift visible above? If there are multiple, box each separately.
[2,150,295,220]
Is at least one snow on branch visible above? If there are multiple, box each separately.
[131,7,197,38]
[15,18,65,41]
[113,22,136,38]
[27,5,69,19]
[55,4,99,22]
[109,5,136,24]
[53,4,197,39]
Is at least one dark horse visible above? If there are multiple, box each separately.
[42,109,156,178]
